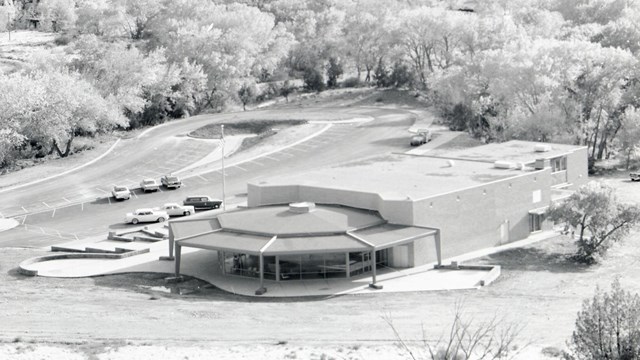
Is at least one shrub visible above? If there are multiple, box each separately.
[326,57,343,88]
[373,59,390,88]
[54,34,73,46]
[568,279,640,360]
[303,68,325,92]
[389,62,414,88]
[341,77,363,88]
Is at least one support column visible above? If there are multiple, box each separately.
[435,231,442,267]
[174,244,182,277]
[345,253,350,278]
[275,255,280,282]
[369,249,382,290]
[255,253,267,295]
[160,226,175,261]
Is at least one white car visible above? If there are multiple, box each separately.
[155,203,195,217]
[140,178,160,192]
[124,208,169,224]
[111,186,131,200]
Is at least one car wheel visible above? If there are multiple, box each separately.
[132,218,139,225]
[184,211,191,216]
[157,217,165,223]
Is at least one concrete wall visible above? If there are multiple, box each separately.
[248,183,414,224]
[565,147,589,190]
[411,169,552,260]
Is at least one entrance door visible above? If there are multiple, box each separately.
[529,213,542,232]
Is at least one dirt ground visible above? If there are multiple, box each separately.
[3,87,640,358]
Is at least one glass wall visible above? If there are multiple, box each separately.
[278,253,349,280]
[223,252,260,278]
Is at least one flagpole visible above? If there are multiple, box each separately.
[221,124,226,211]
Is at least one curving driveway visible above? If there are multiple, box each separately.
[1,106,425,247]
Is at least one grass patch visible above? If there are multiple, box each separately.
[189,119,307,139]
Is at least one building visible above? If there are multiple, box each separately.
[170,140,588,294]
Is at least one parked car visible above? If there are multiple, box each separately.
[410,130,432,146]
[160,175,182,189]
[155,203,195,217]
[183,195,223,210]
[111,186,131,200]
[124,208,169,224]
[140,178,160,192]
[631,172,640,181]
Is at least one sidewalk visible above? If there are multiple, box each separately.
[19,230,559,298]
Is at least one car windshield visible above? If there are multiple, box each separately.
[114,187,127,192]
[166,176,178,182]
[143,180,155,184]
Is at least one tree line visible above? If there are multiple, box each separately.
[1,0,640,168]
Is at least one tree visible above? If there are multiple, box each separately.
[373,58,390,88]
[37,0,76,32]
[617,106,640,169]
[280,80,294,102]
[547,181,640,264]
[237,82,257,111]
[385,302,523,360]
[0,70,127,158]
[303,67,325,92]
[569,279,640,360]
[326,57,343,88]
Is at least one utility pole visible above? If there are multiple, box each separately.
[221,124,226,211]
[7,13,11,42]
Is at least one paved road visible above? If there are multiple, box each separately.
[1,106,422,248]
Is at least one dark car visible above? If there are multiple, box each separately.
[161,175,182,189]
[183,195,223,210]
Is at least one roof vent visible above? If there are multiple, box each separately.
[534,144,552,152]
[494,160,515,169]
[289,202,316,214]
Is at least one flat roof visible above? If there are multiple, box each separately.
[430,140,583,164]
[252,153,526,200]
[252,141,585,200]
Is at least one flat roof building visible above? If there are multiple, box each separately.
[171,140,588,294]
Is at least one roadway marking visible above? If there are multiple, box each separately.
[51,208,56,218]
[197,174,207,181]
[95,188,109,194]
[263,155,279,161]
[233,165,248,172]
[132,191,138,199]
[21,215,27,225]
[42,202,51,208]
[277,152,295,158]
[22,206,27,213]
[81,203,84,211]
[62,197,71,203]
[249,160,264,167]
[107,196,111,205]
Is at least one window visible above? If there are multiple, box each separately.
[551,156,567,173]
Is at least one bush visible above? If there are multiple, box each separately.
[447,103,474,131]
[389,62,414,88]
[373,59,390,88]
[568,279,640,360]
[326,57,343,88]
[341,77,363,88]
[54,34,73,46]
[303,68,325,92]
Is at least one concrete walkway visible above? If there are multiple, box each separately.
[20,230,559,298]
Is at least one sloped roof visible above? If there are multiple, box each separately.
[217,205,384,236]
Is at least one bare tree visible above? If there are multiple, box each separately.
[384,302,524,360]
